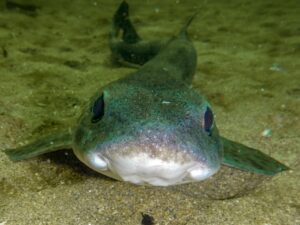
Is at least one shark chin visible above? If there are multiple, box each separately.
[77,149,220,187]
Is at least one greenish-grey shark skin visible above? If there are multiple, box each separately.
[3,1,289,186]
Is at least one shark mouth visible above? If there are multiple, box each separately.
[74,125,222,186]
[80,148,220,187]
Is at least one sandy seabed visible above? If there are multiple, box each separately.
[0,0,299,224]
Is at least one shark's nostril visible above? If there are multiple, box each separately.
[188,164,218,181]
[88,153,108,170]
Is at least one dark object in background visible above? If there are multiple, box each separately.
[0,0,5,10]
[141,213,155,225]
[2,46,7,58]
[5,0,39,16]
[63,60,86,70]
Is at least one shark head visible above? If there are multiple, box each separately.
[73,79,223,186]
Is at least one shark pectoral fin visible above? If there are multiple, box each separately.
[221,136,289,176]
[3,131,73,161]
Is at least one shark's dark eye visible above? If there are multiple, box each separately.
[91,93,104,123]
[203,106,214,136]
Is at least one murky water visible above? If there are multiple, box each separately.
[0,0,299,224]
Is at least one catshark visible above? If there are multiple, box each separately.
[3,1,288,187]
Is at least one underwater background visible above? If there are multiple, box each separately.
[0,0,299,224]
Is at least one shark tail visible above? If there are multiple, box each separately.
[111,0,141,44]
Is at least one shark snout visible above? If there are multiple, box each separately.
[75,127,222,186]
